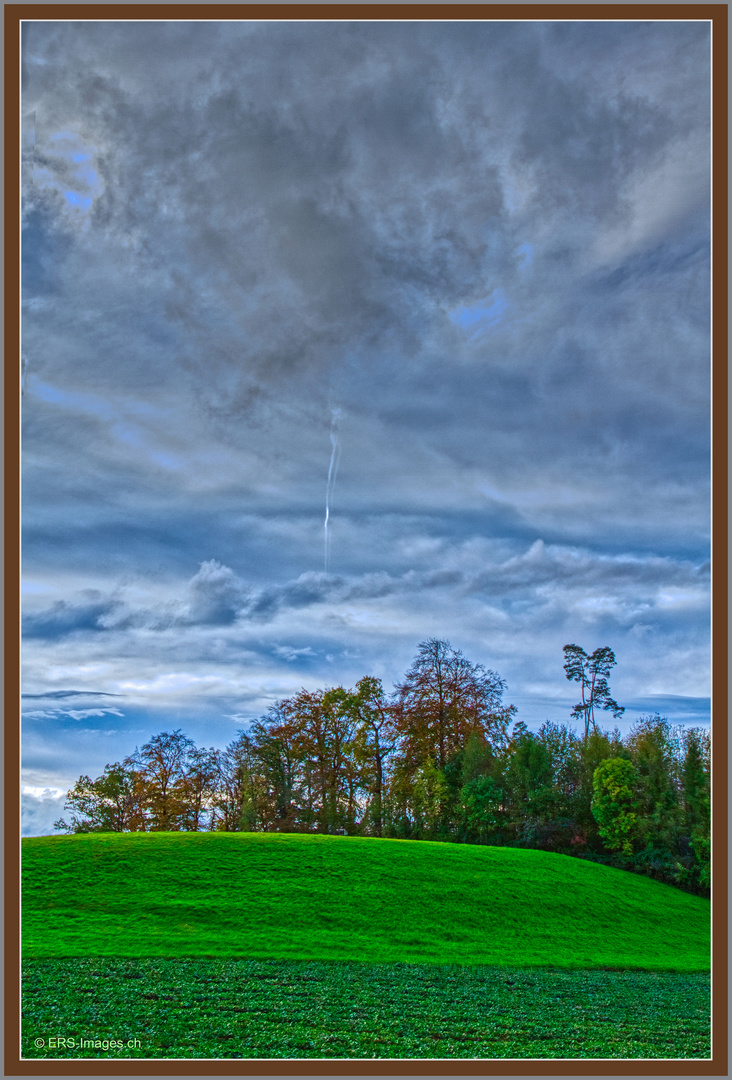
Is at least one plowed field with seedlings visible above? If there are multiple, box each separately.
[22,959,710,1060]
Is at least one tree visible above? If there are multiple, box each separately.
[529,721,588,851]
[624,715,681,857]
[249,704,305,831]
[408,760,449,839]
[569,726,626,851]
[249,688,359,834]
[591,757,639,856]
[461,774,503,842]
[394,638,514,771]
[460,730,495,786]
[457,731,501,842]
[124,729,195,831]
[680,727,711,890]
[54,761,145,833]
[681,727,710,833]
[288,687,359,834]
[389,639,514,838]
[501,723,557,846]
[216,731,262,831]
[563,644,624,740]
[179,746,221,831]
[349,676,397,837]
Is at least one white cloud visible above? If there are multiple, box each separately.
[21,789,67,838]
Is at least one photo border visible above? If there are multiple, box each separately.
[5,4,727,1075]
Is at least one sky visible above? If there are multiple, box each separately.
[20,18,712,836]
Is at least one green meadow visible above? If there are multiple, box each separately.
[22,833,711,1059]
[23,831,709,968]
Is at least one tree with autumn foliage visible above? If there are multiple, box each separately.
[123,729,196,831]
[389,639,515,838]
[289,686,360,835]
[247,701,307,831]
[394,639,514,769]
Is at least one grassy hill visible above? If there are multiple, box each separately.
[22,832,710,970]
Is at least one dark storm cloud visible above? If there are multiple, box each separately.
[186,560,250,625]
[22,20,707,411]
[22,564,452,637]
[248,567,465,620]
[22,593,124,639]
[23,560,252,637]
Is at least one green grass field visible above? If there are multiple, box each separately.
[22,831,710,969]
[21,833,711,1060]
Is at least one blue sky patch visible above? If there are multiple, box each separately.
[450,290,507,334]
[64,191,92,211]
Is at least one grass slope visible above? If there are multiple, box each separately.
[22,832,709,971]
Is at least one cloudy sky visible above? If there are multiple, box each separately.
[21,17,711,836]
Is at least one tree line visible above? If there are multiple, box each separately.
[54,638,710,895]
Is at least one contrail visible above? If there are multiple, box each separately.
[324,407,342,573]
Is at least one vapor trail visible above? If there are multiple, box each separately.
[324,407,342,573]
